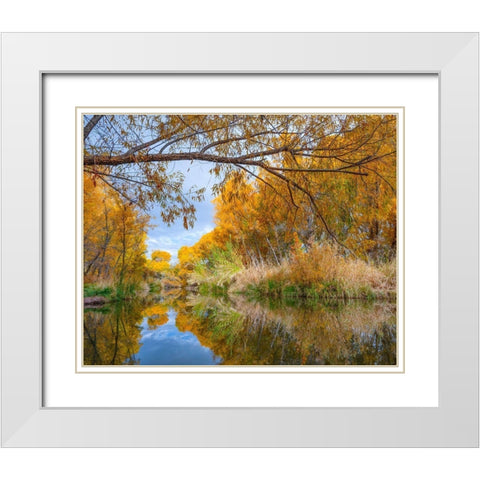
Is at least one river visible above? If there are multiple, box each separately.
[83,292,396,366]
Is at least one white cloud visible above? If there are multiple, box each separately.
[146,224,215,263]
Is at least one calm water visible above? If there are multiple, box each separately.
[83,292,396,366]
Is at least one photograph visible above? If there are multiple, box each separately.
[82,112,398,367]
[2,29,477,456]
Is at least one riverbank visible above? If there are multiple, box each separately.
[193,244,396,301]
[85,243,397,305]
[83,281,155,306]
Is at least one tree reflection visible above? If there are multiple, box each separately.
[84,301,144,365]
[173,294,396,366]
[84,293,396,366]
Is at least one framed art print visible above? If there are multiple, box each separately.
[76,106,403,376]
[1,33,478,446]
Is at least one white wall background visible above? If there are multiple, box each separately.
[1,1,479,479]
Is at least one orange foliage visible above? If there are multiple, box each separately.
[83,173,149,287]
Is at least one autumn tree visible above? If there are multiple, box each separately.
[205,121,397,265]
[83,114,396,254]
[175,246,202,286]
[83,173,149,289]
[146,250,172,276]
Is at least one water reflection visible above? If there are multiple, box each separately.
[83,301,143,365]
[84,292,396,366]
[130,309,222,365]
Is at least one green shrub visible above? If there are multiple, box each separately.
[84,283,113,298]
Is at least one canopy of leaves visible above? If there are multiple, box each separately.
[83,114,396,252]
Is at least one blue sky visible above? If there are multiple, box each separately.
[134,309,221,365]
[145,161,217,263]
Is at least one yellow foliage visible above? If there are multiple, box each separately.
[83,173,149,287]
[152,250,172,262]
[142,304,169,329]
[146,250,171,275]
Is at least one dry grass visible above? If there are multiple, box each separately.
[339,258,389,291]
[232,263,270,292]
[232,243,396,299]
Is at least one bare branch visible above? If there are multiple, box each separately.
[84,115,104,140]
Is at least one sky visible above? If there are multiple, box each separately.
[82,115,219,265]
[145,160,217,264]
